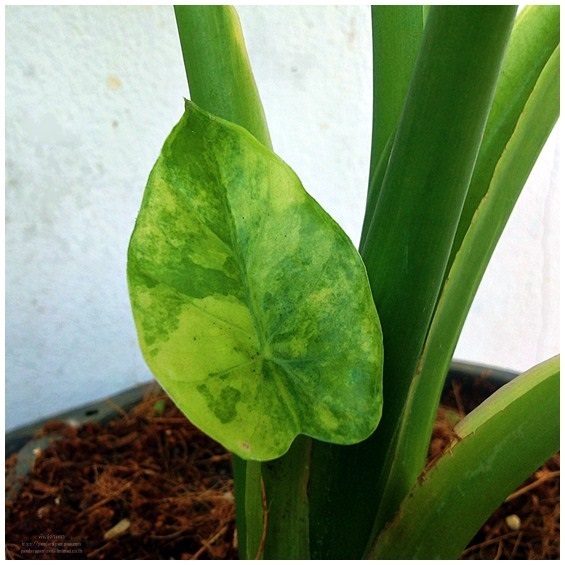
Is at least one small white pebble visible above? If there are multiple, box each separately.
[505,514,521,531]
[103,518,131,540]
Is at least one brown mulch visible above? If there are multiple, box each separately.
[5,378,559,559]
[5,385,237,560]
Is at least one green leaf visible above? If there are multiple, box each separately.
[369,355,560,559]
[128,100,383,462]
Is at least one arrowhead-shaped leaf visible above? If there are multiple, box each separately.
[127,101,383,461]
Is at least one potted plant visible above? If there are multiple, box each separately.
[125,5,559,559]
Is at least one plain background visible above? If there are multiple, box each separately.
[4,6,560,431]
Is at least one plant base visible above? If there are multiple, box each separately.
[5,377,559,559]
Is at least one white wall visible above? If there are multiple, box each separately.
[5,6,560,431]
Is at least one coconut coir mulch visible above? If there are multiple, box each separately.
[5,378,559,560]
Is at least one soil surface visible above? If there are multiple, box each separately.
[5,377,559,559]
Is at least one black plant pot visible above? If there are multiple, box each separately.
[8,362,557,561]
[5,361,518,460]
[5,382,155,459]
[6,361,519,459]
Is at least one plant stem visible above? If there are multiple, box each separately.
[174,6,273,559]
[261,436,311,559]
[446,5,560,277]
[360,5,517,538]
[174,7,313,559]
[360,6,424,248]
[368,356,560,559]
[309,7,518,558]
[370,34,560,556]
[174,5,272,149]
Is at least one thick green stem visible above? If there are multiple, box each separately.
[446,5,560,276]
[261,436,311,559]
[174,5,272,149]
[360,6,517,538]
[368,356,560,559]
[360,6,424,248]
[309,7,518,559]
[369,39,560,556]
[174,6,272,560]
[231,458,263,559]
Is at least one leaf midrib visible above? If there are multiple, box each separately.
[218,173,269,354]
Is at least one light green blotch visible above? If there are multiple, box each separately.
[221,141,308,278]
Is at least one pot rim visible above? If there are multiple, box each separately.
[5,360,519,458]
